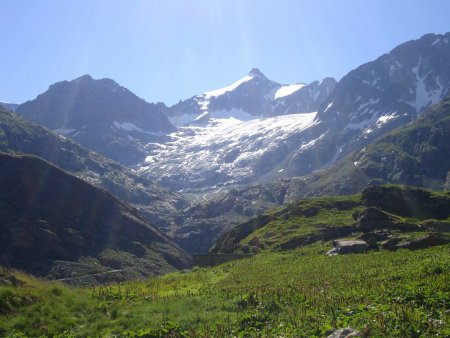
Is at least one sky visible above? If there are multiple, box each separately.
[1,0,450,105]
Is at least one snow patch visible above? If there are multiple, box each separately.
[376,113,397,125]
[410,56,444,112]
[204,75,254,98]
[112,121,166,136]
[324,102,333,112]
[53,128,76,135]
[274,83,305,99]
[169,113,198,127]
[357,98,380,111]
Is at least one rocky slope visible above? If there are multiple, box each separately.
[0,106,189,232]
[307,32,450,164]
[0,152,191,284]
[15,75,175,165]
[211,185,450,254]
[0,102,18,111]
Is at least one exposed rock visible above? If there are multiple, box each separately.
[15,75,174,165]
[355,207,397,231]
[396,233,449,250]
[327,239,369,255]
[420,220,450,232]
[248,236,261,247]
[362,185,450,220]
[382,237,402,250]
[303,206,320,217]
[263,231,276,238]
[327,327,362,338]
[359,230,391,245]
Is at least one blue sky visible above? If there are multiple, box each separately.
[1,0,449,105]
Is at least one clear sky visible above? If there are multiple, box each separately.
[1,0,449,105]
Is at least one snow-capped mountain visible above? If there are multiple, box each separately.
[315,32,450,155]
[16,75,175,165]
[167,68,336,126]
[140,33,450,193]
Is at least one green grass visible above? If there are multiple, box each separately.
[1,245,449,337]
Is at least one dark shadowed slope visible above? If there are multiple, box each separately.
[0,106,189,233]
[0,152,190,284]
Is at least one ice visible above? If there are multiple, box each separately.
[139,112,318,185]
[376,113,397,125]
[204,75,254,98]
[410,57,444,112]
[357,98,380,111]
[112,121,166,135]
[431,38,441,46]
[274,83,305,99]
[346,118,371,130]
[324,102,333,112]
[168,113,198,127]
[53,128,76,135]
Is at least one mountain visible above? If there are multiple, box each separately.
[171,93,450,252]
[0,106,189,233]
[310,32,450,160]
[0,152,191,284]
[167,68,336,126]
[15,75,175,165]
[211,185,450,254]
[0,102,18,111]
[140,32,450,194]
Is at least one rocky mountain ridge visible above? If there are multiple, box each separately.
[167,68,336,126]
[16,75,175,165]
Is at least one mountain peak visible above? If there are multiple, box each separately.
[73,74,93,82]
[248,68,267,79]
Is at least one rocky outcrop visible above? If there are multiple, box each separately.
[354,207,398,231]
[396,233,449,250]
[326,240,369,255]
[327,327,362,338]
[362,185,450,220]
[16,75,174,165]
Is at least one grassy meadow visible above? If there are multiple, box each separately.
[1,244,449,337]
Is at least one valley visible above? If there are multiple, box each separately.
[0,28,449,337]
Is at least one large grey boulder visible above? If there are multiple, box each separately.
[327,327,362,337]
[327,239,369,255]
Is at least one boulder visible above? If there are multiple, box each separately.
[396,233,449,250]
[327,327,362,337]
[359,230,391,244]
[327,239,369,255]
[303,206,320,217]
[420,220,450,232]
[248,236,261,247]
[355,207,397,231]
[382,237,402,250]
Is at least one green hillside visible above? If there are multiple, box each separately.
[212,185,450,255]
[0,245,448,337]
